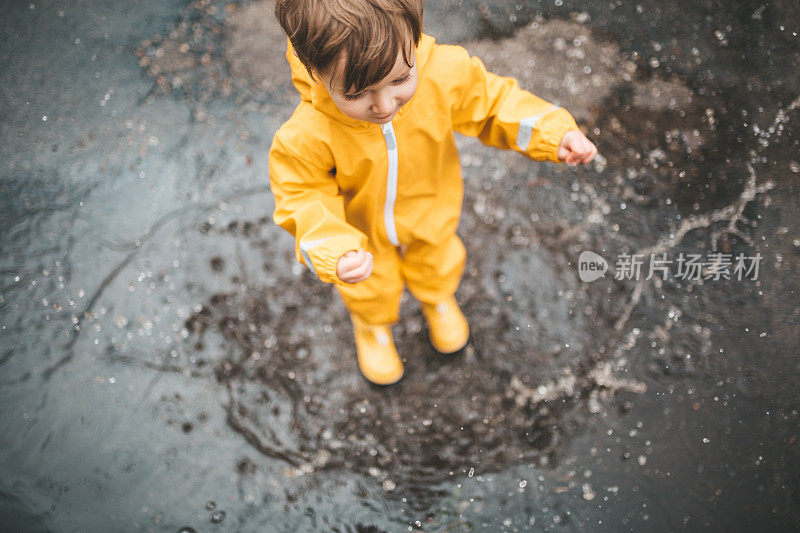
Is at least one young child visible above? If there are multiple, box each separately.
[269,0,597,385]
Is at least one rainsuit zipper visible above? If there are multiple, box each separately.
[380,122,400,246]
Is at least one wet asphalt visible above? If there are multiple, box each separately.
[1,0,799,531]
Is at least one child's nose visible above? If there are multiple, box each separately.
[371,91,395,115]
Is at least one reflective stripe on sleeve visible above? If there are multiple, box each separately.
[516,105,561,152]
[299,237,329,278]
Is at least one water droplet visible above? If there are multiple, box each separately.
[209,510,226,524]
[205,500,216,511]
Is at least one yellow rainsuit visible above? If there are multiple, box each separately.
[269,34,579,324]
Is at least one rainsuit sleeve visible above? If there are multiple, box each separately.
[269,134,369,284]
[450,48,579,163]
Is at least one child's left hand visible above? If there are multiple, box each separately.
[558,130,598,166]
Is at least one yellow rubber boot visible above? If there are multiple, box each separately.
[350,315,404,385]
[421,296,469,354]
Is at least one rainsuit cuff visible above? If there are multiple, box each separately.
[530,108,580,163]
[302,234,367,284]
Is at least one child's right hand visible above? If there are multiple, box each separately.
[337,249,373,283]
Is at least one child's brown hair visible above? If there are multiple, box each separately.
[274,0,424,95]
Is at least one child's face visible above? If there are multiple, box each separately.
[320,49,418,125]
